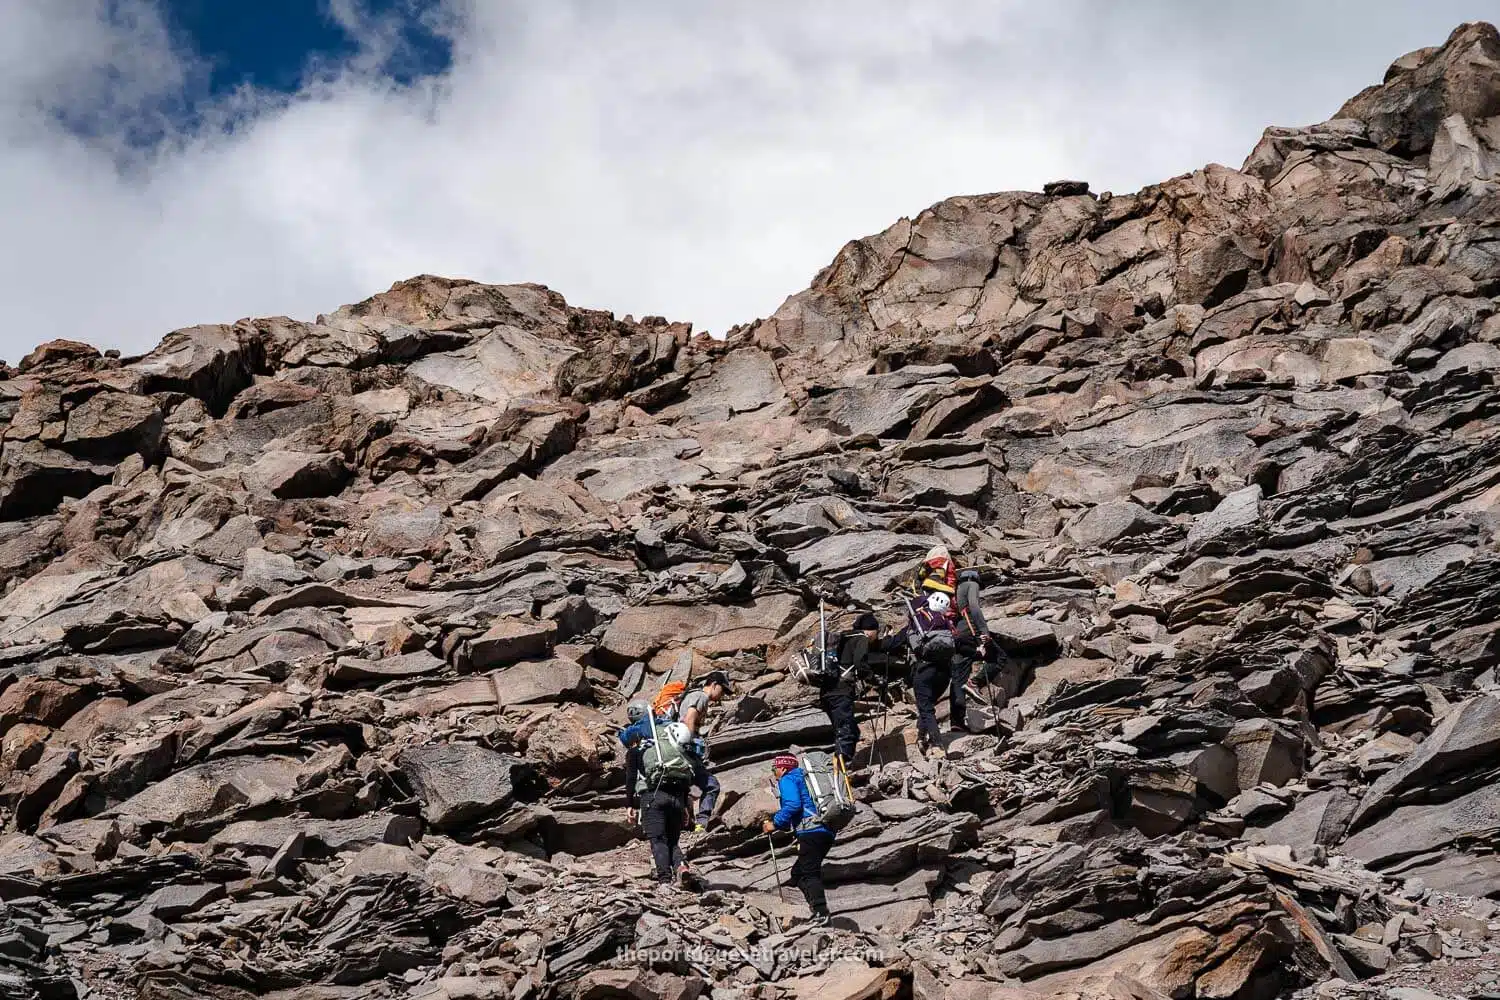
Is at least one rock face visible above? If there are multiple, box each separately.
[4,23,1500,1000]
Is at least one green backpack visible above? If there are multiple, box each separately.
[636,714,696,792]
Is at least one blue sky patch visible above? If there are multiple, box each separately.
[163,0,454,98]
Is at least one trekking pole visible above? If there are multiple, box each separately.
[766,833,787,903]
[819,599,827,670]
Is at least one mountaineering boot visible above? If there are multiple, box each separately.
[808,910,831,927]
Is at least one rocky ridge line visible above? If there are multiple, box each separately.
[6,19,1500,1000]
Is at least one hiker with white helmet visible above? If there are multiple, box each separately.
[883,587,961,757]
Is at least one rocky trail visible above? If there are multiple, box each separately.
[7,19,1500,1000]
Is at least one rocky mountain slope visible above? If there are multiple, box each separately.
[6,19,1500,1000]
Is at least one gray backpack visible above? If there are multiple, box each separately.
[918,628,955,661]
[637,714,696,791]
[797,750,855,833]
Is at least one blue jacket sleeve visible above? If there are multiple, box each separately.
[619,718,650,747]
[772,773,801,830]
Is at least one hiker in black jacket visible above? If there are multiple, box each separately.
[817,613,879,764]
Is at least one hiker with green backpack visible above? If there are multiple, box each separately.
[762,750,855,925]
[634,713,700,887]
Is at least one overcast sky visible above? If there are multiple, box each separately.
[2,1,1496,361]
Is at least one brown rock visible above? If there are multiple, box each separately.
[61,391,164,459]
[0,677,94,736]
[467,617,558,669]
[18,340,102,372]
[0,722,50,773]
[790,962,890,1000]
[598,594,803,666]
[241,450,351,499]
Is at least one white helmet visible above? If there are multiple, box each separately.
[927,592,952,614]
[665,721,694,746]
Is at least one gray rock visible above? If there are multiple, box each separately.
[1344,783,1500,868]
[395,743,532,828]
[0,441,113,520]
[1256,788,1358,850]
[467,618,558,669]
[1350,695,1500,830]
[1064,501,1169,548]
[61,392,164,460]
[1185,485,1262,556]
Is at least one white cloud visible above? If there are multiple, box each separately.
[1,0,1496,360]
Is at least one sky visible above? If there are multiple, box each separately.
[2,1,1498,361]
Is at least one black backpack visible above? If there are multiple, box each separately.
[917,628,956,662]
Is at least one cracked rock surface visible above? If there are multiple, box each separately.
[7,21,1500,1000]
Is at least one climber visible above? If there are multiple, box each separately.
[815,613,880,764]
[677,669,734,832]
[635,720,698,888]
[952,568,1004,724]
[618,699,655,749]
[914,544,958,597]
[884,589,960,757]
[763,753,834,926]
[620,700,660,817]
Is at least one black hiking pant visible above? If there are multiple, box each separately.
[640,789,687,880]
[817,684,859,762]
[624,745,644,807]
[960,641,1008,728]
[912,656,959,745]
[789,831,834,915]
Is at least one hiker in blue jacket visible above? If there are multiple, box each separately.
[762,753,833,925]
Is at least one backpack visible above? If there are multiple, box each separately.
[918,628,956,662]
[651,681,686,720]
[797,750,855,833]
[792,645,840,685]
[637,713,695,791]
